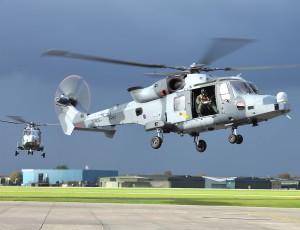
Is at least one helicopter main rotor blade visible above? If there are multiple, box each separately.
[1,116,60,127]
[34,123,61,127]
[200,38,255,65]
[145,70,190,77]
[224,64,300,71]
[0,119,24,125]
[43,49,186,71]
[7,116,30,124]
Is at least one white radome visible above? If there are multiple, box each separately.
[277,92,288,103]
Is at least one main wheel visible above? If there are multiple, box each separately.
[15,151,19,156]
[151,136,163,149]
[196,139,207,152]
[41,153,46,158]
[236,134,243,144]
[228,134,237,144]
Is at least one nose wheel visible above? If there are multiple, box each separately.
[151,129,163,149]
[228,127,243,144]
[194,135,207,152]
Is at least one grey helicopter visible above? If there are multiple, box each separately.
[0,116,59,158]
[43,38,299,152]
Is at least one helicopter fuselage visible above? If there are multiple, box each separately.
[45,41,296,152]
[19,126,43,151]
[72,74,290,134]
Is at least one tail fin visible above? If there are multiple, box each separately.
[56,105,78,135]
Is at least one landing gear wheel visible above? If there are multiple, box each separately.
[236,134,243,144]
[151,136,163,149]
[229,134,237,144]
[196,140,207,152]
[15,151,19,156]
[41,152,46,158]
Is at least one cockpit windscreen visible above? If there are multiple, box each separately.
[230,80,259,95]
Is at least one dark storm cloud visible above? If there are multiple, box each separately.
[0,0,299,177]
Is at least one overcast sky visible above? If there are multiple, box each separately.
[0,0,299,177]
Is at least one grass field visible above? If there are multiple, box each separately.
[0,187,299,208]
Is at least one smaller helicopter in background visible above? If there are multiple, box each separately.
[0,116,59,158]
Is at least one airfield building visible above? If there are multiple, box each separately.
[97,175,205,188]
[22,169,118,186]
[203,176,236,189]
[235,177,272,189]
[280,179,300,190]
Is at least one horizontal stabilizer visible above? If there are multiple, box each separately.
[74,127,116,139]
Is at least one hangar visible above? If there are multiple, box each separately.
[203,176,236,189]
[280,179,300,190]
[235,177,271,189]
[98,175,205,188]
[22,169,118,186]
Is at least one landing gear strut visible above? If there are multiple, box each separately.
[40,147,45,158]
[194,135,207,152]
[151,129,163,149]
[228,127,243,144]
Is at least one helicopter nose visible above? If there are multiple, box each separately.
[277,92,288,103]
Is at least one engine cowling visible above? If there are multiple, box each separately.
[128,78,184,103]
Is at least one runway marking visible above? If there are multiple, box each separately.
[39,202,54,230]
[248,212,300,223]
[84,203,106,229]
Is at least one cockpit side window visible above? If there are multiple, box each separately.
[231,81,255,95]
[220,83,231,101]
[248,82,260,94]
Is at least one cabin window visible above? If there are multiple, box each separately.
[220,83,231,101]
[135,108,143,116]
[174,96,185,111]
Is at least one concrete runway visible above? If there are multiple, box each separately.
[0,201,299,230]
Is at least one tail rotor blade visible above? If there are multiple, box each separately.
[55,75,91,114]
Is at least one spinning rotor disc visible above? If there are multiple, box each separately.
[44,38,300,77]
[55,75,91,114]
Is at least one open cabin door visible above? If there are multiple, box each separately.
[217,81,239,118]
[191,84,218,118]
[165,91,192,123]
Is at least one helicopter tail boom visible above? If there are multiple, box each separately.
[56,102,116,138]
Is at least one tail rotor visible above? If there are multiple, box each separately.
[55,75,91,114]
[55,75,91,135]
